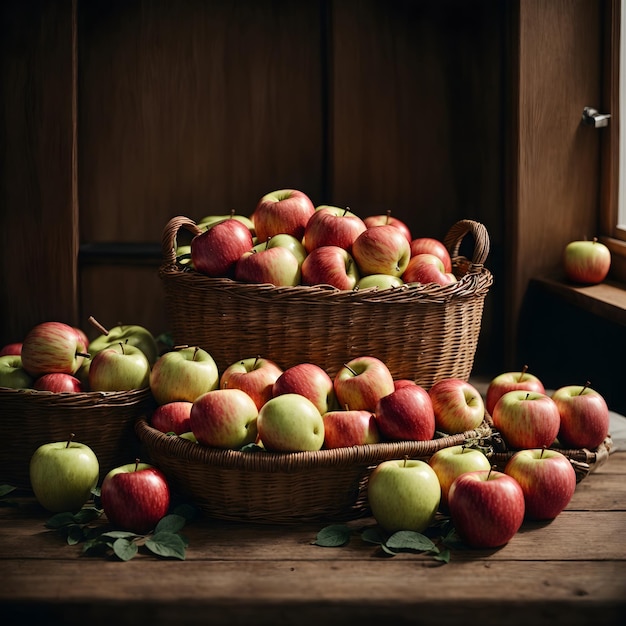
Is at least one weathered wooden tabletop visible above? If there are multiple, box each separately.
[1,451,624,626]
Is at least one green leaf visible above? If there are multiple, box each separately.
[145,532,187,560]
[66,524,86,545]
[112,538,139,561]
[83,538,109,556]
[386,530,436,553]
[0,484,17,497]
[433,547,451,563]
[239,442,264,452]
[73,507,102,525]
[45,511,77,529]
[155,513,186,534]
[313,524,352,547]
[100,530,139,541]
[380,543,398,556]
[361,527,385,545]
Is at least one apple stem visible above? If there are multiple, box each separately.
[488,465,497,479]
[193,346,200,361]
[525,392,530,401]
[88,315,109,336]
[76,351,91,359]
[343,206,351,216]
[385,209,391,225]
[580,381,591,395]
[118,341,126,355]
[66,433,75,448]
[264,237,272,251]
[253,355,261,368]
[134,458,140,472]
[229,208,236,218]
[540,446,546,459]
[343,363,358,376]
[518,365,529,382]
[403,455,409,468]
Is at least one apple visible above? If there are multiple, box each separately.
[563,238,611,284]
[100,460,171,534]
[375,384,436,442]
[235,244,301,287]
[191,216,254,278]
[504,448,577,520]
[428,378,485,434]
[73,327,89,354]
[87,318,159,366]
[485,365,546,416]
[355,274,404,291]
[150,401,193,435]
[352,225,412,277]
[176,244,193,267]
[428,445,492,510]
[0,342,22,356]
[251,189,316,243]
[190,388,259,449]
[179,431,198,443]
[448,469,525,548]
[257,393,325,452]
[0,355,34,389]
[402,253,456,286]
[149,346,219,405]
[29,435,99,513]
[220,355,284,410]
[363,210,412,243]
[552,383,610,449]
[394,379,418,390]
[272,362,337,415]
[34,373,83,393]
[301,245,360,290]
[492,390,561,450]
[333,356,395,412]
[410,237,453,273]
[251,232,307,265]
[21,321,88,376]
[322,408,380,448]
[198,210,256,235]
[303,205,367,253]
[367,458,441,533]
[88,342,151,392]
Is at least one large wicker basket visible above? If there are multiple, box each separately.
[136,416,495,524]
[159,216,493,387]
[0,386,155,489]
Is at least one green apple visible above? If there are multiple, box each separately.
[428,445,492,510]
[88,342,151,391]
[198,212,255,235]
[257,393,325,452]
[252,233,307,265]
[367,458,441,533]
[29,436,100,513]
[179,431,198,443]
[176,244,194,267]
[88,322,159,366]
[355,274,405,291]
[150,346,219,405]
[0,354,34,389]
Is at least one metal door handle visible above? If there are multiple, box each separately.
[582,106,611,128]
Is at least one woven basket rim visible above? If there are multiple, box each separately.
[135,416,494,471]
[0,385,152,406]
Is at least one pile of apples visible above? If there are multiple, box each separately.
[0,318,159,393]
[147,348,488,453]
[367,365,611,550]
[180,188,456,290]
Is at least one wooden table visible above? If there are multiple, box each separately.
[1,451,625,626]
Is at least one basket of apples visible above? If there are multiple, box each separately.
[158,188,493,388]
[0,319,157,489]
[135,348,496,524]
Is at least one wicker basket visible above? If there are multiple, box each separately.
[136,416,495,524]
[0,386,155,489]
[159,216,493,387]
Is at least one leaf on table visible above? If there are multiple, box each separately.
[145,531,187,560]
[314,524,352,547]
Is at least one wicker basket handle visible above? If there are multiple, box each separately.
[162,216,203,265]
[443,219,490,268]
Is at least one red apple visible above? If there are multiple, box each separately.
[485,365,546,416]
[363,210,412,243]
[394,379,418,390]
[428,378,485,434]
[301,245,360,290]
[322,408,380,448]
[504,448,577,520]
[402,253,456,286]
[235,245,301,287]
[375,384,436,442]
[448,469,525,548]
[428,445,492,510]
[21,321,88,377]
[0,342,22,356]
[563,238,611,285]
[352,225,412,277]
[552,383,610,449]
[150,401,193,435]
[190,388,259,450]
[100,461,171,534]
[492,390,561,450]
[303,205,367,253]
[333,356,395,412]
[252,188,316,243]
[220,356,284,410]
[191,217,254,278]
[410,237,452,273]
[34,373,83,393]
[272,362,337,415]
